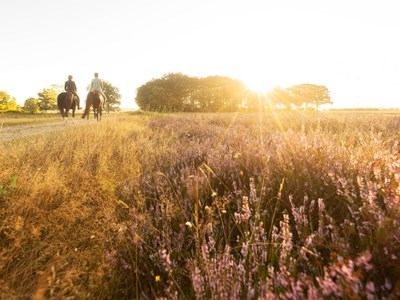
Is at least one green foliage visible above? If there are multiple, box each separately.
[37,87,57,111]
[135,79,170,111]
[135,73,246,112]
[136,73,195,111]
[103,80,122,111]
[135,73,332,112]
[23,98,40,113]
[0,91,21,112]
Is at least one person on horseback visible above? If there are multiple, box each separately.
[64,75,81,109]
[90,72,107,110]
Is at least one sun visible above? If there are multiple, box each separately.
[243,76,272,94]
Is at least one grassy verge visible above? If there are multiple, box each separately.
[0,111,123,127]
[0,113,64,127]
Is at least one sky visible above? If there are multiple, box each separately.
[1,0,399,109]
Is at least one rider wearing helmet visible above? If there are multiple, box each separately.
[64,75,81,109]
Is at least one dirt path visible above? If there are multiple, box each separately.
[0,118,108,142]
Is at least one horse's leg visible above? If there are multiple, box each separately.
[60,109,67,125]
[65,109,69,124]
[72,106,75,124]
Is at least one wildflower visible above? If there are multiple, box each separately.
[279,214,293,264]
[384,278,392,290]
[355,251,373,271]
[234,196,251,223]
[366,281,375,293]
[122,259,131,270]
[155,275,161,282]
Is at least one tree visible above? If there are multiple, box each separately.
[0,91,21,112]
[136,79,171,111]
[266,86,294,110]
[135,73,196,112]
[37,88,58,111]
[136,74,247,112]
[160,73,194,111]
[312,85,332,111]
[136,74,333,112]
[290,84,332,111]
[102,81,122,111]
[23,98,40,113]
[199,76,246,112]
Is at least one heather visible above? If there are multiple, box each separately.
[0,111,399,299]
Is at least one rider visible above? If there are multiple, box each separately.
[64,75,81,109]
[90,72,108,110]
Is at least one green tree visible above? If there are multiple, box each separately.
[136,73,196,112]
[0,91,21,112]
[23,98,40,113]
[160,73,193,111]
[102,80,122,111]
[37,88,58,111]
[136,79,170,111]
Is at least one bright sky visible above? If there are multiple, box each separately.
[1,0,399,108]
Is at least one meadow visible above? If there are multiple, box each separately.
[0,111,399,299]
[0,113,63,127]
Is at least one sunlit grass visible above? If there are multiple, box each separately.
[0,111,399,299]
[0,111,121,127]
[0,113,63,126]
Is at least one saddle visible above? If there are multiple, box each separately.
[92,90,104,101]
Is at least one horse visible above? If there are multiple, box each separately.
[81,91,104,121]
[57,92,79,124]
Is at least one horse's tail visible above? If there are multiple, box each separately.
[57,93,63,109]
[81,92,92,119]
[81,104,90,119]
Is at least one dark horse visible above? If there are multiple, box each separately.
[57,92,79,124]
[81,91,104,121]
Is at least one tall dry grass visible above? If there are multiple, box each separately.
[0,111,399,299]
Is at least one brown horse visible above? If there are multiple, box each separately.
[57,92,79,124]
[81,91,104,121]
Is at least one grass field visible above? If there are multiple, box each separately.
[0,111,399,299]
[0,113,63,127]
[0,111,120,127]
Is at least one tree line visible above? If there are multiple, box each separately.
[136,73,332,112]
[0,81,122,113]
[1,73,332,113]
